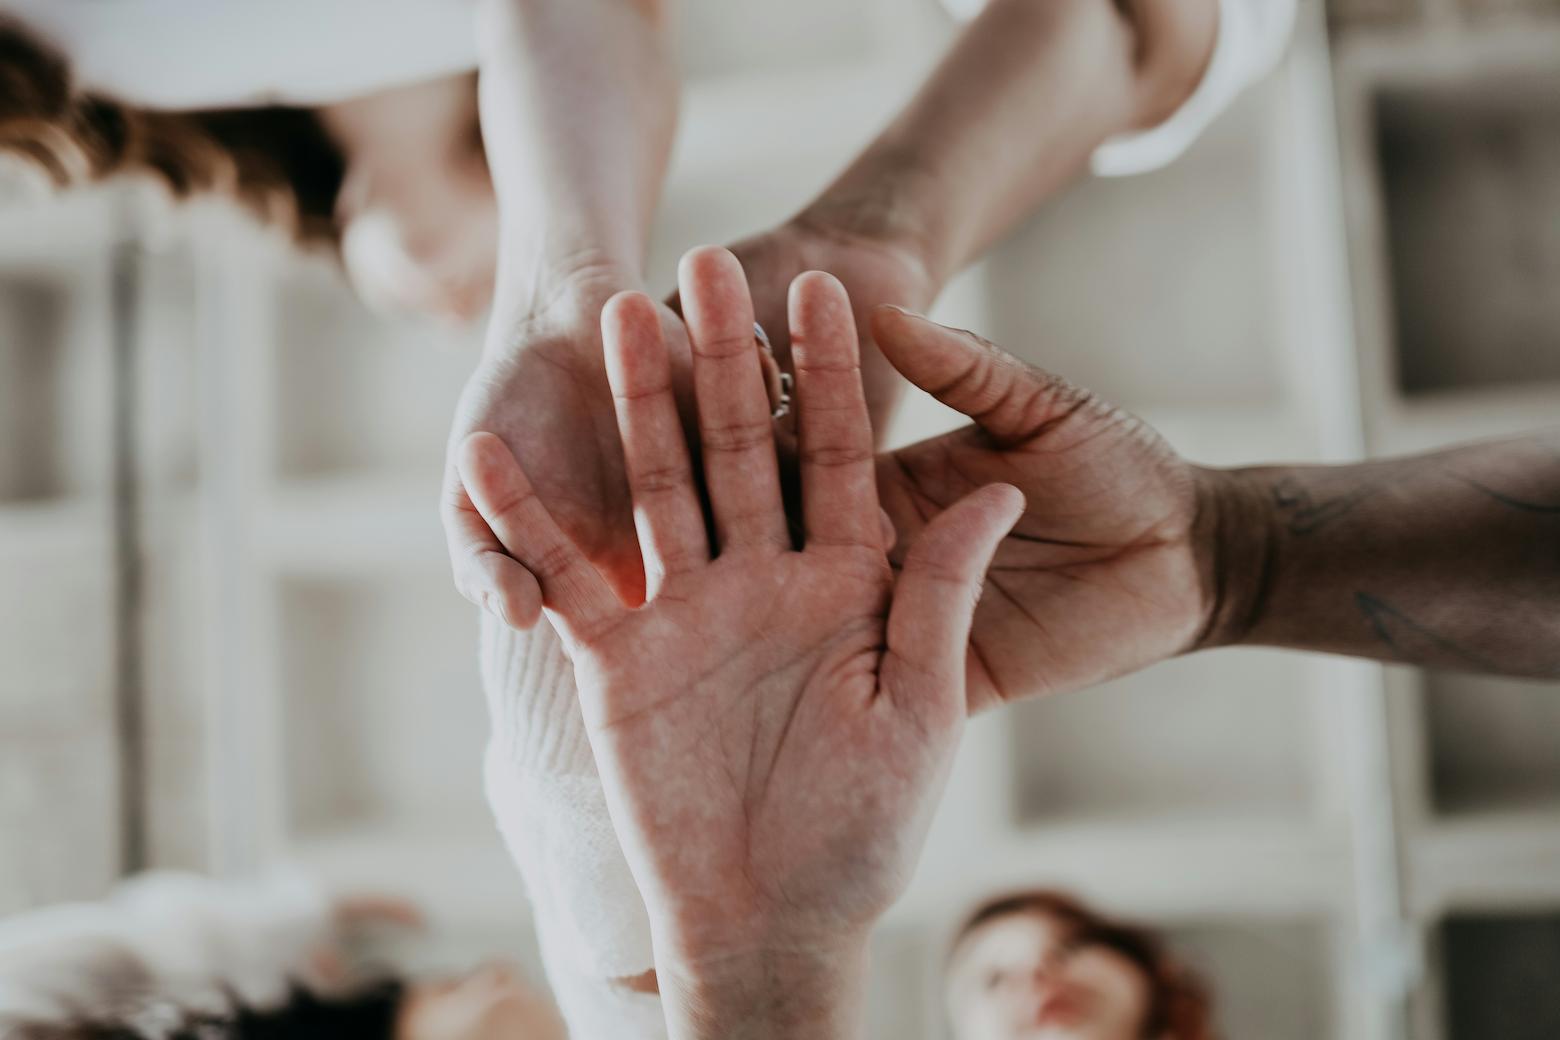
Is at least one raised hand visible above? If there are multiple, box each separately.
[459,248,1020,1037]
[872,307,1211,714]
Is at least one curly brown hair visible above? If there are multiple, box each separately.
[951,889,1217,1040]
[0,17,345,247]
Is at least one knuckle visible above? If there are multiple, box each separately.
[483,482,539,521]
[529,540,580,579]
[632,462,695,496]
[700,417,774,455]
[801,443,873,469]
[693,331,758,358]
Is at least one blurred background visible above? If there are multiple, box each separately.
[1,0,1558,1037]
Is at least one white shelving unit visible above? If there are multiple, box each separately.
[0,189,124,915]
[3,1,1556,1037]
[1330,5,1560,1040]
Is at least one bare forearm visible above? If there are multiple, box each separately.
[798,0,1218,285]
[476,0,679,333]
[1201,433,1560,676]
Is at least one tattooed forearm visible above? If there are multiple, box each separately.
[1355,593,1503,672]
[1355,593,1560,678]
[1223,435,1560,676]
[1270,476,1386,536]
[1457,477,1560,515]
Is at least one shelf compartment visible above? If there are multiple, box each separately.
[277,575,489,837]
[0,274,71,504]
[1011,650,1314,824]
[0,514,115,731]
[271,259,478,481]
[1423,671,1560,816]
[1439,910,1560,1040]
[1374,73,1560,395]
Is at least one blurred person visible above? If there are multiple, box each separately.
[0,871,566,1040]
[946,890,1213,1040]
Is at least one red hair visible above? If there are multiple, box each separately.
[952,889,1216,1040]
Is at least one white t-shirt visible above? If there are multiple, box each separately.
[4,0,1296,177]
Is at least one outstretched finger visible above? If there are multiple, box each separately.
[602,291,710,592]
[869,306,1088,446]
[443,466,545,629]
[789,271,881,549]
[679,246,788,551]
[457,432,624,644]
[882,484,1024,717]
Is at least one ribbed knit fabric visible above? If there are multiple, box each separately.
[479,612,663,1035]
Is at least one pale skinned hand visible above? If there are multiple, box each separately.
[442,284,693,619]
[871,307,1212,713]
[457,248,1021,1029]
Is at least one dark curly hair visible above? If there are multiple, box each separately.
[951,889,1217,1040]
[0,17,346,247]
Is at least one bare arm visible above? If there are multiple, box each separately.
[728,0,1221,432]
[474,0,677,320]
[447,0,683,614]
[801,0,1219,285]
[1204,434,1560,676]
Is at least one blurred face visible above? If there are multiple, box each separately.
[396,962,565,1040]
[322,75,499,321]
[946,910,1155,1040]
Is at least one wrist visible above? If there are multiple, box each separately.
[1189,466,1278,652]
[485,251,641,363]
[795,152,952,292]
[659,937,870,1040]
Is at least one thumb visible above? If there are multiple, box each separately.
[882,483,1024,714]
[869,306,1086,445]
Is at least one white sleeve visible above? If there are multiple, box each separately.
[1091,0,1298,177]
[480,614,665,1039]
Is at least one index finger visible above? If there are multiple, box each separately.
[442,463,544,629]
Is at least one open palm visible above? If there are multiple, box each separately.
[459,249,1020,974]
[871,308,1211,714]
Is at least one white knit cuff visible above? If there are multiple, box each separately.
[479,613,655,980]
